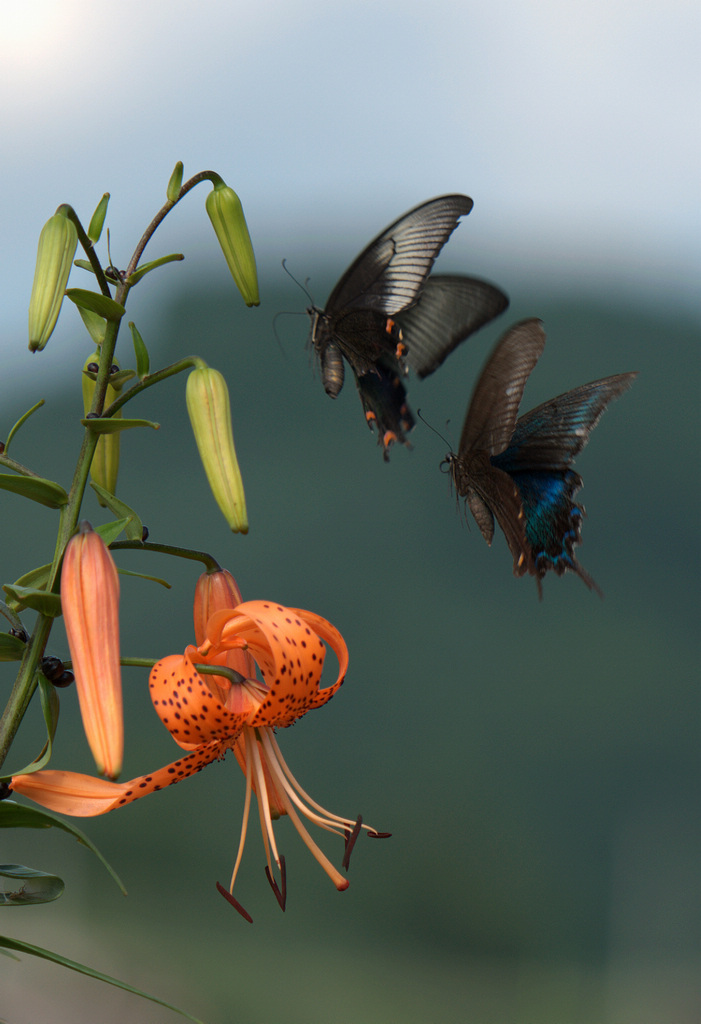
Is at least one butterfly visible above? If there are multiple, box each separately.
[307,195,509,459]
[445,318,637,595]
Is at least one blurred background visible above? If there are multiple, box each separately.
[1,1,699,1022]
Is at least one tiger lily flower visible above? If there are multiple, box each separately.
[12,574,387,920]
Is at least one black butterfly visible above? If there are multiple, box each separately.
[446,318,637,595]
[307,195,509,459]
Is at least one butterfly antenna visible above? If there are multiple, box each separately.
[417,409,453,452]
[282,258,315,306]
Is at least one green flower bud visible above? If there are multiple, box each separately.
[186,366,248,533]
[28,209,79,351]
[167,161,184,203]
[205,182,259,307]
[82,354,122,499]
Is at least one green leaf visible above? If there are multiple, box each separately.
[0,473,68,508]
[77,305,107,347]
[1,677,57,777]
[2,585,61,617]
[129,321,150,378]
[0,802,126,894]
[74,258,95,273]
[65,288,125,322]
[0,935,206,1022]
[4,400,45,454]
[4,566,51,615]
[12,564,51,588]
[93,517,131,545]
[27,675,60,773]
[0,864,64,905]
[0,634,27,662]
[87,193,110,243]
[91,486,144,541]
[116,568,171,589]
[127,252,184,285]
[82,417,159,434]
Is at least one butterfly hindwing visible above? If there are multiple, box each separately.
[395,275,509,378]
[448,321,636,595]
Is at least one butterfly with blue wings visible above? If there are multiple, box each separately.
[446,318,637,595]
[307,195,509,459]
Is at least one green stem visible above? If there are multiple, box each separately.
[63,204,112,298]
[122,171,217,282]
[108,540,221,572]
[103,357,200,417]
[115,659,244,687]
[0,175,217,772]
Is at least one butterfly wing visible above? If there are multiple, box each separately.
[395,275,510,379]
[324,195,474,317]
[353,274,510,458]
[496,373,638,470]
[351,357,415,459]
[492,372,638,593]
[458,319,546,456]
[447,319,546,574]
[310,195,475,457]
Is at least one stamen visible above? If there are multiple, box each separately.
[216,880,253,923]
[367,831,392,839]
[264,731,379,837]
[277,789,350,891]
[249,730,282,869]
[260,731,347,838]
[265,855,287,911]
[342,815,363,871]
[228,731,254,892]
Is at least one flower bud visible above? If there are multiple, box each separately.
[186,367,248,533]
[61,522,123,779]
[193,569,255,705]
[28,209,79,351]
[205,182,259,307]
[193,569,244,645]
[82,355,122,498]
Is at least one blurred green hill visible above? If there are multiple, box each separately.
[3,276,699,1023]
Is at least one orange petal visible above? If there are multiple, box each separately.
[11,738,233,817]
[61,522,123,779]
[287,608,348,710]
[149,653,246,750]
[11,770,131,816]
[206,602,346,727]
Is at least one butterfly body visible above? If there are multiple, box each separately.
[307,195,509,458]
[447,318,637,595]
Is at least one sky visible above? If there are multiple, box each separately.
[0,0,699,364]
